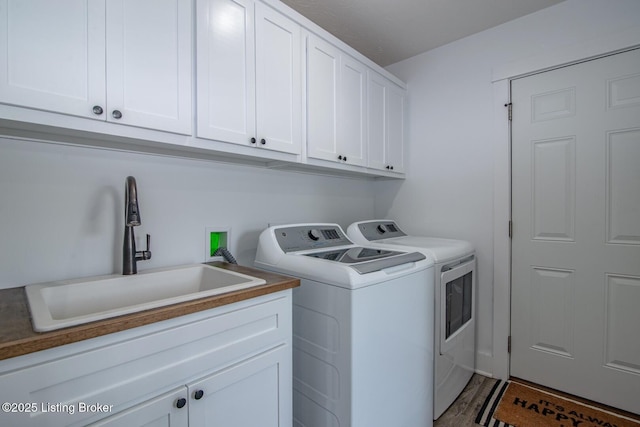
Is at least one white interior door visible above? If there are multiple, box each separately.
[511,48,640,414]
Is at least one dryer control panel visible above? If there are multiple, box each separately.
[356,220,407,241]
[274,224,352,253]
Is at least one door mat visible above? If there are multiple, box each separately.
[475,380,640,427]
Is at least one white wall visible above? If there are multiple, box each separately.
[0,137,375,289]
[376,0,640,377]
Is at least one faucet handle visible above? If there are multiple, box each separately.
[137,234,152,261]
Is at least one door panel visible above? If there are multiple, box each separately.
[607,128,640,244]
[511,48,640,414]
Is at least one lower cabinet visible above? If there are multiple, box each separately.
[189,346,285,426]
[0,291,292,427]
[91,346,287,427]
[89,388,189,427]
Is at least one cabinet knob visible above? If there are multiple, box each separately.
[92,105,104,115]
[390,165,394,170]
[250,137,256,144]
[175,398,187,409]
[194,389,204,400]
[338,155,343,160]
[260,138,266,145]
[112,110,123,119]
[343,156,347,162]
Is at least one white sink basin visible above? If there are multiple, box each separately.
[25,264,266,332]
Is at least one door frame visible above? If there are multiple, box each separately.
[490,26,640,381]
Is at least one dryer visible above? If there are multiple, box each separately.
[255,223,435,427]
[347,220,475,420]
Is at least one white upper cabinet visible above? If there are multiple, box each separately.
[0,0,405,177]
[385,82,406,173]
[0,0,106,119]
[255,2,302,154]
[306,36,339,162]
[0,0,192,135]
[196,0,255,146]
[367,71,406,173]
[306,35,367,167]
[105,0,192,134]
[338,55,367,166]
[196,0,302,155]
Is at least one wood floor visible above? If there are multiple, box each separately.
[434,374,640,426]
[434,374,498,427]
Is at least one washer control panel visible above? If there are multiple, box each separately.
[274,224,352,253]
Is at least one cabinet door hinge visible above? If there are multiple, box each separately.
[505,102,512,121]
[508,220,513,238]
[508,336,512,353]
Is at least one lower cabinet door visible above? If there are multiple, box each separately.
[189,346,289,427]
[88,387,189,427]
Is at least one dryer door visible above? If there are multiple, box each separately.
[440,257,475,354]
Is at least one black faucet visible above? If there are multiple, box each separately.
[123,176,151,275]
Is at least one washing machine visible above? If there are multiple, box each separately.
[347,220,475,420]
[255,223,435,427]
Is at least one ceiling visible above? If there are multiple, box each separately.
[279,0,566,67]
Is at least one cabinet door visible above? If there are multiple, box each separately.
[106,0,192,134]
[367,71,405,173]
[0,0,105,119]
[306,35,339,162]
[338,55,367,166]
[189,346,291,427]
[88,387,189,427]
[196,0,256,145]
[386,82,406,173]
[254,2,301,154]
[367,71,388,170]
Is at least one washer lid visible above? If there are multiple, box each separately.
[305,247,426,274]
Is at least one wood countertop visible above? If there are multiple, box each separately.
[0,262,299,361]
